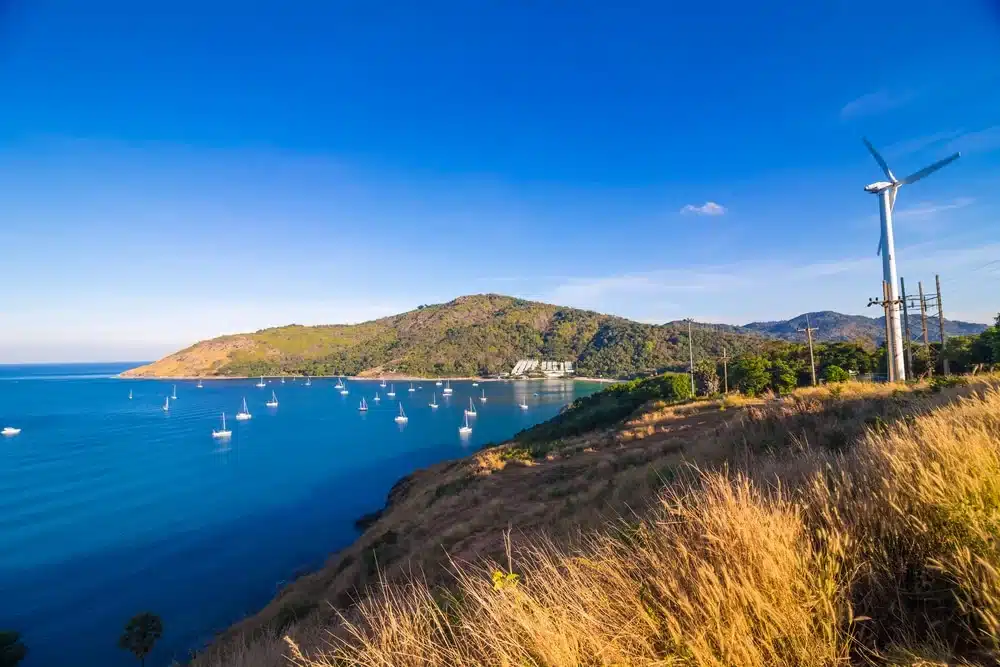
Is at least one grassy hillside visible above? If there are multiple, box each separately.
[192,374,1000,667]
[123,294,768,379]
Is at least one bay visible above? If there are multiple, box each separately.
[0,363,599,666]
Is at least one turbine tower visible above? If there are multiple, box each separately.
[863,138,960,382]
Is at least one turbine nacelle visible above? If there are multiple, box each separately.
[864,181,895,194]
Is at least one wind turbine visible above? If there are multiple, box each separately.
[863,138,960,382]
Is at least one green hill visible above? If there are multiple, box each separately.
[122,294,768,378]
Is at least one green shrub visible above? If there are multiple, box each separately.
[514,373,692,445]
[930,374,968,393]
[822,365,850,383]
[0,631,27,667]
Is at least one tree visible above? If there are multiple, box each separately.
[823,365,850,383]
[0,631,27,667]
[817,341,874,375]
[693,359,720,396]
[768,359,797,394]
[119,613,163,667]
[943,336,977,374]
[734,354,770,396]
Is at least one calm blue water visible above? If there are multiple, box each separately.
[0,363,599,666]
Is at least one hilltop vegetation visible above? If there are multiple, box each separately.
[123,294,768,379]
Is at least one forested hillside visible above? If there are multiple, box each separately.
[123,295,769,378]
[741,310,986,343]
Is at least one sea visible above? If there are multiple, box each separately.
[0,363,601,666]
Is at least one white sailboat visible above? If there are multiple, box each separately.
[335,376,345,389]
[429,393,438,409]
[163,396,170,412]
[465,397,477,417]
[518,396,529,410]
[281,376,285,384]
[128,389,133,400]
[197,379,203,388]
[442,380,453,395]
[435,380,442,386]
[256,376,266,388]
[305,375,311,386]
[408,382,416,393]
[2,427,21,436]
[374,392,381,403]
[340,381,349,396]
[212,413,232,438]
[171,385,178,400]
[266,391,279,408]
[236,397,252,421]
[387,384,396,398]
[472,382,479,387]
[394,403,408,424]
[459,413,472,435]
[359,397,368,412]
[479,389,487,403]
[380,377,387,388]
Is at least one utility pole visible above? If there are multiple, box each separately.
[900,277,914,381]
[721,347,730,394]
[868,281,902,382]
[883,282,894,382]
[936,274,949,376]
[918,281,930,346]
[797,314,818,386]
[687,319,696,395]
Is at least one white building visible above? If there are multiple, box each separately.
[510,359,574,378]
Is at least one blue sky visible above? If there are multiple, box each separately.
[1,1,999,362]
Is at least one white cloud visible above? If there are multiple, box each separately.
[840,90,914,120]
[894,197,975,219]
[536,241,1000,325]
[946,126,1000,155]
[885,131,963,158]
[680,201,726,216]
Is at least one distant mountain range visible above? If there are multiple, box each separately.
[123,296,991,379]
[739,311,988,344]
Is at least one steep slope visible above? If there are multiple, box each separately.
[123,294,768,378]
[192,375,1000,667]
[742,310,986,343]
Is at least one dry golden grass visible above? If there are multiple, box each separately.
[196,377,1000,667]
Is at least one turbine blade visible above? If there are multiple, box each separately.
[889,187,897,212]
[863,137,896,181]
[898,152,961,185]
